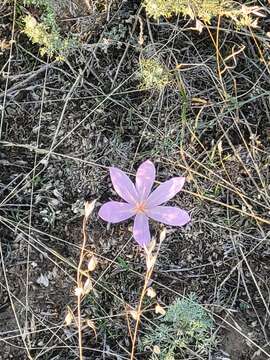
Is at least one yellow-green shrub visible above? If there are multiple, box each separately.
[144,0,264,27]
[139,59,171,90]
[20,0,72,59]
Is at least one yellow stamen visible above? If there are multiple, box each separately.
[134,202,146,214]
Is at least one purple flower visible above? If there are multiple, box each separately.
[98,160,191,246]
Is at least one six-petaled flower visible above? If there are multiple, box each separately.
[98,160,190,246]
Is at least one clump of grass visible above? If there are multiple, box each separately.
[139,59,171,90]
[144,0,264,27]
[21,0,73,58]
[141,294,215,359]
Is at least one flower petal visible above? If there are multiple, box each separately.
[133,214,151,246]
[110,167,138,204]
[136,160,156,200]
[98,201,134,223]
[147,206,190,226]
[147,177,185,207]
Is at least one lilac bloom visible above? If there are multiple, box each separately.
[98,160,191,246]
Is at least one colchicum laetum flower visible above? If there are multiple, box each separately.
[99,160,190,246]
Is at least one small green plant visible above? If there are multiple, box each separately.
[141,294,215,359]
[21,0,73,58]
[139,59,171,90]
[144,0,264,28]
[23,0,56,29]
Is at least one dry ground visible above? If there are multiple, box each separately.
[1,1,270,359]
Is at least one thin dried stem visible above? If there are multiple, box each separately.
[130,265,154,359]
[130,237,162,360]
[76,199,96,359]
[77,214,88,360]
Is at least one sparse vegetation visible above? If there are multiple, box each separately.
[139,58,171,90]
[22,14,66,58]
[20,0,72,57]
[142,295,215,358]
[144,0,264,27]
[23,0,56,28]
[1,0,270,359]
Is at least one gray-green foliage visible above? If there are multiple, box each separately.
[21,0,73,58]
[144,0,264,28]
[23,0,56,29]
[139,59,171,90]
[142,294,215,359]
